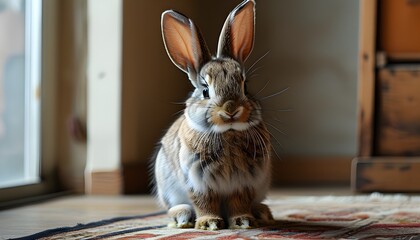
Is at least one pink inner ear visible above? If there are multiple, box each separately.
[230,2,254,63]
[163,15,197,72]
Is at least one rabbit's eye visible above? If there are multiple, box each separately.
[203,88,210,99]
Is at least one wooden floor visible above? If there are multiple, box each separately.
[0,187,352,239]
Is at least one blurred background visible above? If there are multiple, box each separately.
[3,0,403,203]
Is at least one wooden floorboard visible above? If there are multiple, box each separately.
[0,194,160,239]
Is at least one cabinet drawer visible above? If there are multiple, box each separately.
[375,68,420,156]
[380,0,420,58]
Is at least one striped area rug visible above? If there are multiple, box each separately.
[13,193,420,239]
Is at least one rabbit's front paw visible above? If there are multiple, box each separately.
[229,214,256,229]
[168,204,195,228]
[195,216,224,230]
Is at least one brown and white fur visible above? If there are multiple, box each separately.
[154,0,273,230]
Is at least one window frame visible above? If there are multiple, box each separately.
[0,0,60,205]
[23,0,42,188]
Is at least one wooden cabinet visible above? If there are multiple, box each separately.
[352,0,420,192]
[380,0,420,58]
[376,68,420,156]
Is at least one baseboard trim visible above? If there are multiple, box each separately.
[86,156,353,194]
[86,165,150,195]
[87,170,123,195]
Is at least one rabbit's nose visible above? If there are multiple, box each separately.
[219,101,243,122]
[222,100,237,115]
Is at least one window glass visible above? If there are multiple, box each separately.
[0,0,41,188]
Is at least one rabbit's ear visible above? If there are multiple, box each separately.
[217,0,255,63]
[161,10,210,81]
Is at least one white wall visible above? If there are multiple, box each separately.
[86,0,122,178]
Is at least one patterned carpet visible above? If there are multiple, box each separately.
[14,193,420,240]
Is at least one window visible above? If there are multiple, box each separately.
[0,0,42,188]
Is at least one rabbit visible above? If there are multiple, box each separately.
[154,0,273,230]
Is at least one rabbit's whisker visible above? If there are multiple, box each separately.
[252,128,265,161]
[246,128,257,161]
[248,66,264,77]
[265,122,288,137]
[170,101,186,105]
[251,78,271,98]
[248,120,268,162]
[213,132,221,160]
[255,108,292,112]
[271,118,287,125]
[249,73,261,80]
[246,50,270,75]
[259,87,290,101]
[259,129,269,162]
[267,131,282,160]
[172,109,185,116]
